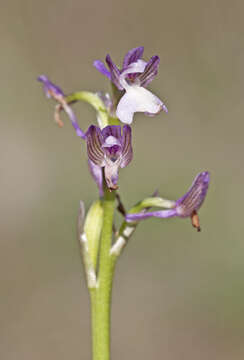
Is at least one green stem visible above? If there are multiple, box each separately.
[66,91,109,128]
[65,91,120,127]
[90,188,116,360]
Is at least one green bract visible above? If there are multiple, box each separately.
[84,200,104,270]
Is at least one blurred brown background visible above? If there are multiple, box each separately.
[1,0,244,359]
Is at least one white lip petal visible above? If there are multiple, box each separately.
[116,85,163,124]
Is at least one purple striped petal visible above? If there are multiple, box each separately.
[120,125,133,168]
[138,56,160,87]
[86,125,105,166]
[105,55,123,90]
[176,171,210,218]
[93,60,111,80]
[101,126,122,159]
[101,125,122,142]
[123,46,144,68]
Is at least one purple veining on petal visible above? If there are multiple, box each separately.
[101,126,123,160]
[101,125,123,142]
[123,46,144,68]
[105,55,123,90]
[85,125,133,190]
[86,125,105,166]
[175,171,210,218]
[120,125,133,168]
[138,56,160,87]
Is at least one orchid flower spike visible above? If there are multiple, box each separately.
[94,46,168,124]
[37,75,86,139]
[86,125,133,191]
[126,172,210,231]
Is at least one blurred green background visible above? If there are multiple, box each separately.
[1,0,244,359]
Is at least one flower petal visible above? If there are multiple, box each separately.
[120,125,133,168]
[105,55,123,90]
[123,46,144,68]
[88,160,104,197]
[101,126,123,160]
[104,161,119,190]
[119,60,147,89]
[137,55,160,87]
[37,75,64,98]
[93,60,111,80]
[86,125,105,166]
[116,85,164,124]
[101,125,122,142]
[176,171,210,217]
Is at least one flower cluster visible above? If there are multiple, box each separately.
[38,46,210,232]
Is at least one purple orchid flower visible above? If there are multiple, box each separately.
[126,172,210,231]
[94,47,168,124]
[86,125,133,190]
[38,75,86,139]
